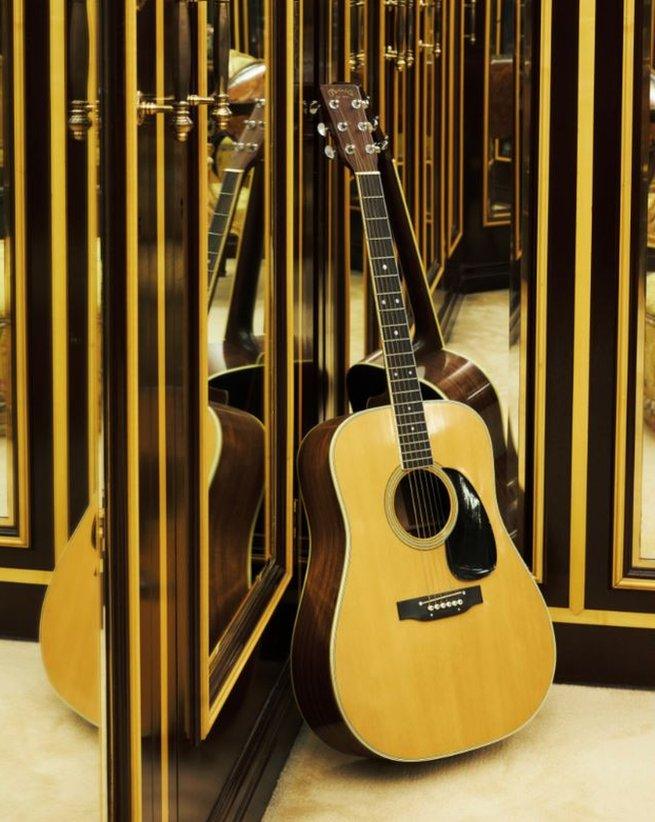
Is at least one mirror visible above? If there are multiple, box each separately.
[634,7,655,565]
[201,0,288,735]
[484,0,513,225]
[0,0,104,817]
[0,0,27,538]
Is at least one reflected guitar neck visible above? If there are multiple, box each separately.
[208,168,244,310]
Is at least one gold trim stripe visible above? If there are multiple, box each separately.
[51,0,69,560]
[550,607,655,630]
[125,0,143,817]
[531,0,552,583]
[156,0,169,817]
[568,0,595,615]
[0,568,52,585]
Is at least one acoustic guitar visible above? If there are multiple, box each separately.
[291,84,555,762]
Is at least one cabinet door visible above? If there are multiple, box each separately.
[524,0,655,685]
[102,0,298,817]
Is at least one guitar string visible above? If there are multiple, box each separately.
[358,175,429,547]
[358,174,431,546]
[359,171,446,549]
[361,173,439,542]
[365,171,448,545]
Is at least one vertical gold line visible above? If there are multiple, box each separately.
[457,0,464,244]
[286,0,294,577]
[198,0,210,740]
[613,0,636,582]
[447,0,454,246]
[569,0,595,614]
[344,0,351,377]
[9,0,29,546]
[482,0,490,225]
[155,0,169,815]
[125,1,143,816]
[87,0,99,505]
[531,0,551,583]
[51,0,69,559]
[296,0,304,428]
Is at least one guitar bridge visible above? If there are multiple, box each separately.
[397,585,483,622]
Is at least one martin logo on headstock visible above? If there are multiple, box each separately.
[317,83,388,172]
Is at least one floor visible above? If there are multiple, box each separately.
[0,640,100,821]
[264,684,655,822]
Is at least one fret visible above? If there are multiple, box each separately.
[401,445,433,457]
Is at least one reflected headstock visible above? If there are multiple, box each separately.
[318,84,386,173]
[227,100,265,172]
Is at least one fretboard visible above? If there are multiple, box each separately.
[208,169,243,310]
[355,171,433,469]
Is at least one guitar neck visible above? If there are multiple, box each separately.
[208,168,244,310]
[356,171,433,469]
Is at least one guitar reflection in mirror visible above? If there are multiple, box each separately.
[206,96,268,644]
[208,100,266,421]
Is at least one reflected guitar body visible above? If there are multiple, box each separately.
[39,505,100,725]
[292,400,555,761]
[206,402,264,645]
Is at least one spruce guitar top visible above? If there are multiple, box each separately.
[291,84,555,762]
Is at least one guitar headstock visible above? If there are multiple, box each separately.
[227,100,265,172]
[318,84,387,173]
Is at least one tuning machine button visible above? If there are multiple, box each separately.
[317,122,329,137]
[307,99,320,115]
[324,145,336,159]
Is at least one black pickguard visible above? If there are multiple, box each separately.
[443,468,496,579]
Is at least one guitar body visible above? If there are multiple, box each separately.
[347,345,511,527]
[207,402,264,645]
[292,399,555,761]
[39,505,100,725]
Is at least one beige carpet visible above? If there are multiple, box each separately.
[265,684,655,821]
[0,639,100,821]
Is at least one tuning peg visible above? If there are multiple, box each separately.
[324,145,336,159]
[317,122,329,137]
[371,115,380,129]
[362,96,371,109]
[307,100,320,115]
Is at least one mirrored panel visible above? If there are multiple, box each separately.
[483,0,512,225]
[0,0,27,538]
[201,0,288,735]
[0,0,104,817]
[635,6,655,564]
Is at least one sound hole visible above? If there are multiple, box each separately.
[394,469,452,540]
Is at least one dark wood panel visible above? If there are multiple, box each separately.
[0,582,46,639]
[66,0,90,535]
[539,0,580,607]
[100,0,135,814]
[555,622,655,687]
